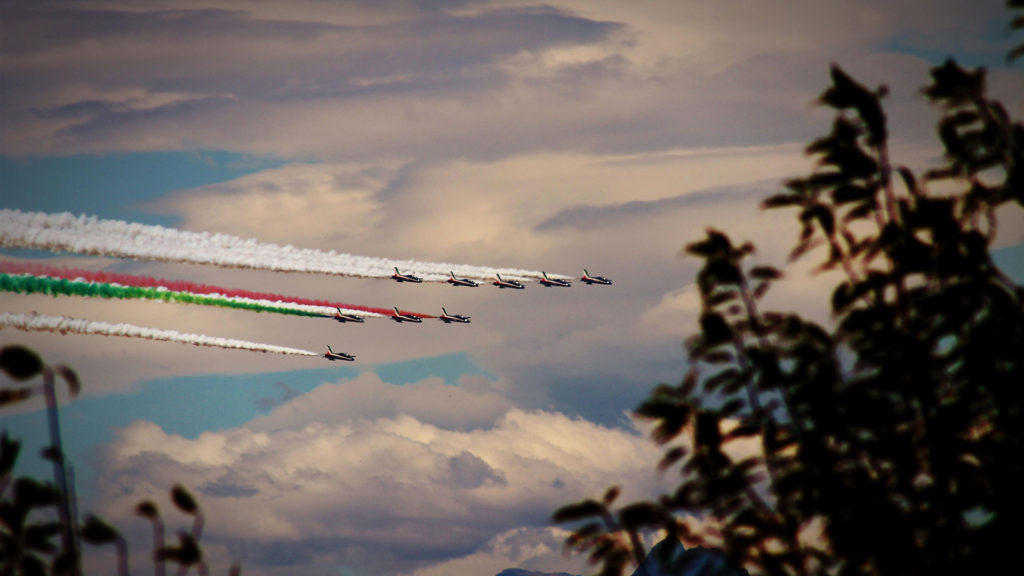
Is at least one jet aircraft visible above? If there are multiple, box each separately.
[324,345,356,361]
[539,272,571,287]
[391,267,423,283]
[493,273,525,289]
[391,307,423,323]
[439,307,471,323]
[580,269,613,285]
[447,271,480,287]
[333,308,365,323]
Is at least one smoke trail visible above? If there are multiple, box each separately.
[0,261,393,318]
[0,209,572,282]
[0,273,335,318]
[0,312,321,356]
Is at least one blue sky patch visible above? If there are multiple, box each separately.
[0,150,287,227]
[2,352,492,495]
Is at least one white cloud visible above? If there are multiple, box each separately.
[406,526,587,576]
[89,406,672,575]
[143,162,393,245]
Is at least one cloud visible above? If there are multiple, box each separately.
[246,372,514,432]
[142,162,393,244]
[90,407,672,575]
[534,178,778,233]
[4,1,1018,158]
[407,526,588,576]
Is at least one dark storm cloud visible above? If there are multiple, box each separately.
[0,7,339,54]
[52,96,237,141]
[1,2,622,98]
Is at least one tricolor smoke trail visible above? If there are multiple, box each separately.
[0,261,403,318]
[1,273,333,318]
[0,312,321,357]
[0,209,571,282]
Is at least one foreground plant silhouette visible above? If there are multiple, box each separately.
[555,27,1023,576]
[0,345,238,575]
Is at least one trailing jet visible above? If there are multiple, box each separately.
[439,307,471,323]
[539,272,571,287]
[334,308,365,323]
[447,271,480,287]
[324,345,356,361]
[492,273,525,289]
[580,269,613,285]
[391,307,423,323]
[391,267,422,283]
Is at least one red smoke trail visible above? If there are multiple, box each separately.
[0,260,434,318]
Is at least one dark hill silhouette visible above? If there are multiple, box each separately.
[632,537,750,576]
[495,569,579,576]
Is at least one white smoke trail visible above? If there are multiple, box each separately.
[0,209,571,282]
[0,312,321,357]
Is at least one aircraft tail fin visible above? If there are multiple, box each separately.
[442,306,449,315]
[327,345,333,353]
[584,269,590,277]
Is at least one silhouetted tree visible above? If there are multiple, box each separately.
[1,345,237,575]
[555,9,1023,576]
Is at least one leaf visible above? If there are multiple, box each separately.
[700,313,733,345]
[80,514,120,545]
[552,499,605,524]
[136,500,159,520]
[13,478,59,508]
[0,345,43,381]
[602,486,621,506]
[617,502,667,530]
[171,485,199,515]
[658,446,688,472]
[0,388,33,406]
[750,266,782,281]
[762,193,804,209]
[53,365,80,398]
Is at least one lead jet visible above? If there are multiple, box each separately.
[439,307,471,323]
[539,271,571,287]
[580,269,613,285]
[447,271,480,287]
[493,273,525,289]
[324,345,356,361]
[391,307,423,323]
[334,308,365,323]
[391,267,423,283]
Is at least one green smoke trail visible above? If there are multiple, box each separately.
[0,274,330,318]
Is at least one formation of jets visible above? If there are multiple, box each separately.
[331,268,612,361]
[391,268,610,289]
[324,345,356,361]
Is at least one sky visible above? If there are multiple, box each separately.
[1,1,1022,575]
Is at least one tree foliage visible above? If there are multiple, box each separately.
[1,345,233,575]
[555,19,1023,576]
